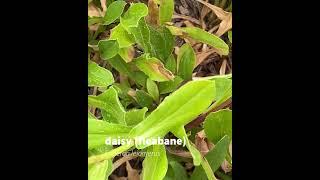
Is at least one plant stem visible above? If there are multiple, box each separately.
[88,143,134,165]
[201,157,217,180]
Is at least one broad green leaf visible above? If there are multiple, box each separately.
[177,43,196,80]
[88,61,114,87]
[172,126,202,166]
[125,107,148,126]
[88,145,113,180]
[165,54,177,74]
[190,135,231,180]
[207,78,232,112]
[159,0,174,25]
[130,18,152,52]
[182,27,229,55]
[88,87,126,125]
[133,54,174,82]
[98,39,119,60]
[130,19,174,62]
[129,80,216,149]
[164,161,189,180]
[103,0,126,25]
[228,31,232,43]
[120,3,148,31]
[118,46,135,62]
[136,90,154,109]
[109,24,135,48]
[149,26,175,62]
[142,145,168,180]
[158,76,184,94]
[204,109,232,144]
[88,117,132,149]
[146,78,159,102]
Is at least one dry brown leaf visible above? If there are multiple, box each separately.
[195,48,218,67]
[88,3,103,17]
[146,0,159,26]
[219,59,227,75]
[196,0,232,36]
[126,161,140,180]
[173,14,201,25]
[110,175,127,180]
[100,0,107,15]
[221,159,232,173]
[195,130,214,156]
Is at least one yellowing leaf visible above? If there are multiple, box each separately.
[133,54,174,82]
[119,46,135,63]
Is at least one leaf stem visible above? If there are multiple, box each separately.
[201,157,217,180]
[88,143,134,165]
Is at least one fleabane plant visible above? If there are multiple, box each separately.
[88,0,232,179]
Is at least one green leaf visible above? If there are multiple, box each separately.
[88,87,126,125]
[158,76,184,94]
[88,145,113,180]
[88,61,114,87]
[149,26,175,62]
[164,161,189,180]
[182,27,229,55]
[146,78,159,102]
[142,145,168,180]
[103,0,127,25]
[129,80,216,149]
[159,0,174,25]
[133,54,174,82]
[109,24,135,48]
[120,3,148,31]
[204,109,232,144]
[207,78,232,112]
[125,107,148,126]
[107,55,145,86]
[88,117,132,149]
[190,135,231,180]
[177,43,196,80]
[228,31,232,43]
[172,126,202,166]
[136,90,154,109]
[165,54,177,74]
[98,39,119,60]
[130,19,174,62]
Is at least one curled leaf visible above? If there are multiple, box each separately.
[98,39,119,60]
[103,0,127,25]
[120,3,149,31]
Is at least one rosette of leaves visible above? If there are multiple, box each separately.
[88,0,232,179]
